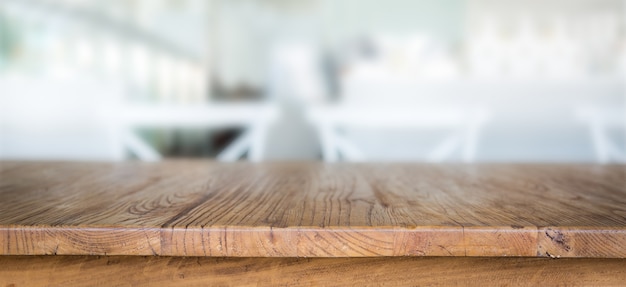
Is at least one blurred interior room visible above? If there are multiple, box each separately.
[1,0,625,163]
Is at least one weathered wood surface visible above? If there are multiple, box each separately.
[1,256,625,286]
[0,161,624,257]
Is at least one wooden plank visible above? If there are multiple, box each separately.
[537,227,626,258]
[0,162,624,257]
[0,226,160,256]
[1,256,625,286]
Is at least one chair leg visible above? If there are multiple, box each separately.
[124,131,162,161]
[217,129,253,162]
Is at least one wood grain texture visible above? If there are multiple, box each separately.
[0,161,624,257]
[1,256,625,286]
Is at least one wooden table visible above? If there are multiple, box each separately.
[1,161,625,285]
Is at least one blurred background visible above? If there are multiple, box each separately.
[0,0,624,163]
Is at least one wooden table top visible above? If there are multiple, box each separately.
[0,161,624,258]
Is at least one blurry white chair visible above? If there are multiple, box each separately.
[0,76,279,162]
[576,107,626,163]
[308,105,489,162]
[120,104,280,162]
